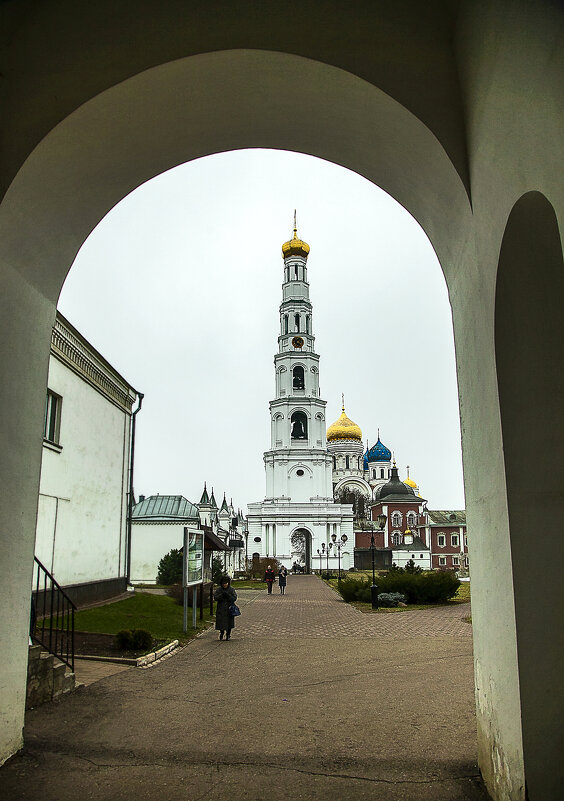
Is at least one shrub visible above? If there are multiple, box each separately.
[156,548,183,585]
[114,628,153,652]
[377,592,406,607]
[337,570,460,605]
[212,555,225,584]
[114,629,133,649]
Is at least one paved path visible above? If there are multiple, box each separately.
[1,576,486,801]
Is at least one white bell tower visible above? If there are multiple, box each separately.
[266,212,334,503]
[247,217,353,571]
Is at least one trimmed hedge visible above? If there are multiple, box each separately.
[338,570,460,605]
[114,628,153,651]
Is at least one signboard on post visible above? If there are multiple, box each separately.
[183,528,204,632]
[183,528,204,587]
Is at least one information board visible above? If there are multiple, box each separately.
[183,528,204,587]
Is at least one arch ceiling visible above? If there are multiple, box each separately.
[0,49,471,304]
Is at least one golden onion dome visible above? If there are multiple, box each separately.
[282,213,310,260]
[327,402,362,443]
[404,477,417,488]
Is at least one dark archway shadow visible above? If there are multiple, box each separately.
[495,191,564,800]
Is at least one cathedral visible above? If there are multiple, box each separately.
[247,221,461,574]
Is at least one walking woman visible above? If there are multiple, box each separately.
[278,566,288,595]
[264,565,276,594]
[214,575,237,640]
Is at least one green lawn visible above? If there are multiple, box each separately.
[73,592,215,643]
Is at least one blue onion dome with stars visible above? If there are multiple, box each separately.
[363,436,392,469]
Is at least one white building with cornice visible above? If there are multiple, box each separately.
[34,312,139,605]
[247,221,353,571]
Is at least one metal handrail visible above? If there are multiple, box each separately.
[30,557,76,671]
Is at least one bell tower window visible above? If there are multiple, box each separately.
[294,265,298,280]
[284,315,288,334]
[290,411,308,440]
[292,366,305,390]
[294,314,300,331]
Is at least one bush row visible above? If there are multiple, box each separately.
[114,629,153,651]
[338,570,460,605]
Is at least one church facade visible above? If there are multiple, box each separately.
[247,222,354,570]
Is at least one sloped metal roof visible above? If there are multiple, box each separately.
[427,510,466,525]
[132,495,200,521]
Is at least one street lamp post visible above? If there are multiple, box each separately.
[326,542,332,573]
[317,545,325,575]
[370,514,387,609]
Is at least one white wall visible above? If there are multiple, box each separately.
[130,522,185,584]
[35,355,131,586]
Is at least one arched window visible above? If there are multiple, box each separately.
[392,532,401,545]
[345,455,350,469]
[407,512,417,527]
[306,315,310,333]
[333,456,336,469]
[284,315,288,334]
[294,313,300,331]
[372,469,376,479]
[392,511,402,527]
[292,366,305,390]
[380,468,385,478]
[357,457,361,470]
[290,411,308,440]
[294,265,298,280]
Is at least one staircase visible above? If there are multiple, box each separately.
[26,644,77,709]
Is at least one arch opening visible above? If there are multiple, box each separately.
[495,190,564,799]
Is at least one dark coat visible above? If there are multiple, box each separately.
[264,569,276,583]
[278,570,287,587]
[214,585,237,631]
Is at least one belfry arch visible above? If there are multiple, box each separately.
[0,5,562,798]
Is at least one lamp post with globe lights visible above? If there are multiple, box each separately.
[316,545,325,575]
[370,514,387,609]
[330,532,348,581]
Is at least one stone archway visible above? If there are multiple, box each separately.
[0,5,562,797]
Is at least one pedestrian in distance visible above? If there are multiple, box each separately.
[214,575,237,640]
[278,566,288,595]
[264,565,276,594]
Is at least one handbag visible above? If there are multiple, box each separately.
[229,602,241,617]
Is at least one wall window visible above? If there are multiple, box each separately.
[292,365,305,390]
[306,315,310,334]
[294,313,300,331]
[391,511,402,527]
[451,534,459,547]
[294,265,298,280]
[333,456,336,469]
[284,315,288,334]
[452,556,460,566]
[44,390,62,444]
[372,469,376,479]
[438,557,447,566]
[392,531,401,545]
[464,535,468,547]
[380,468,385,478]
[437,533,446,547]
[253,538,261,544]
[345,455,350,469]
[407,512,417,527]
[290,411,308,440]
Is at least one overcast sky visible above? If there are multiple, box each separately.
[58,148,465,513]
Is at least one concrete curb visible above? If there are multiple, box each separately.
[74,639,179,667]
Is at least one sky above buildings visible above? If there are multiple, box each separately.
[58,148,465,513]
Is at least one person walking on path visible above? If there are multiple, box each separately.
[214,575,237,640]
[264,565,276,594]
[278,566,288,595]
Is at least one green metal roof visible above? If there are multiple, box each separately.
[132,495,200,521]
[427,510,466,525]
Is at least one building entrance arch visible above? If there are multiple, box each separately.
[290,527,313,574]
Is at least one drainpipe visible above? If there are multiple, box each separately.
[126,392,144,583]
